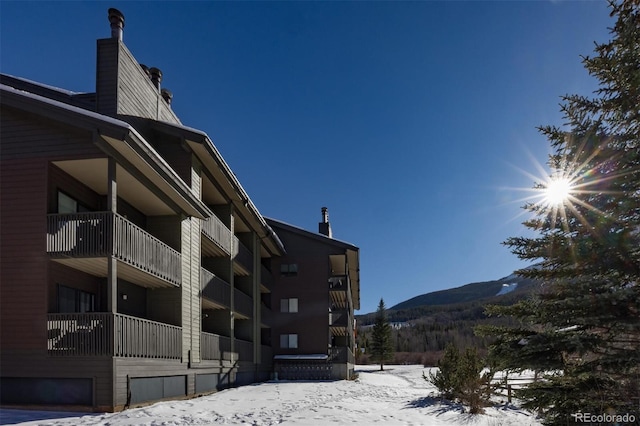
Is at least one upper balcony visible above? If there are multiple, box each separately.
[201,267,231,310]
[47,212,181,288]
[260,265,273,292]
[201,214,232,257]
[329,309,352,337]
[201,267,252,319]
[232,237,253,276]
[329,276,351,309]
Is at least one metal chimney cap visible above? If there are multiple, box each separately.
[108,8,125,41]
[161,88,173,105]
[149,67,162,89]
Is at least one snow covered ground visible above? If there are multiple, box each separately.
[1,365,541,426]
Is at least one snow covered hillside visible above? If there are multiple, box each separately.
[1,365,541,426]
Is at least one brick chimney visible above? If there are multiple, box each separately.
[319,207,332,238]
[108,8,125,41]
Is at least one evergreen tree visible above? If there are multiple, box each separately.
[370,298,394,371]
[480,1,640,424]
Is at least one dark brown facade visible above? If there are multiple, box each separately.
[267,216,360,380]
[0,7,359,411]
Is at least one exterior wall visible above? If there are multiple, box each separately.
[1,109,102,352]
[49,262,106,313]
[0,108,111,407]
[270,231,335,356]
[267,221,359,381]
[96,38,180,124]
[49,164,105,213]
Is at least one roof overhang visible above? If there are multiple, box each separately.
[147,120,286,257]
[1,83,211,219]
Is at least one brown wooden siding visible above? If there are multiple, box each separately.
[49,164,105,213]
[49,262,105,313]
[96,38,180,124]
[1,108,105,352]
[96,38,119,117]
[1,157,49,350]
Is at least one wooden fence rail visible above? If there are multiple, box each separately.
[201,268,231,308]
[47,212,181,286]
[47,313,181,359]
[201,214,232,254]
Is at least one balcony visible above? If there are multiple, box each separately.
[47,313,181,359]
[201,267,231,310]
[234,339,254,363]
[329,309,351,337]
[260,303,272,328]
[329,276,350,309]
[329,347,355,364]
[234,288,253,319]
[260,265,273,291]
[232,237,253,276]
[201,214,232,257]
[47,212,181,288]
[201,332,233,361]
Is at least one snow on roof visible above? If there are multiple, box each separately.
[1,73,80,96]
[265,217,358,250]
[1,84,209,218]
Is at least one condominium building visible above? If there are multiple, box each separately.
[0,8,359,411]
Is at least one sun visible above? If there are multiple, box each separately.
[544,176,574,206]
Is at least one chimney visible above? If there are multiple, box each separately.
[161,88,173,106]
[149,67,162,89]
[319,207,332,238]
[108,8,125,41]
[139,63,151,78]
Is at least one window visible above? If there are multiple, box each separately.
[58,285,95,313]
[280,263,298,277]
[280,298,298,313]
[280,334,298,349]
[57,191,90,214]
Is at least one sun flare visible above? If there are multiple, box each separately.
[544,176,573,206]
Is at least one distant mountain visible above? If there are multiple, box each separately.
[355,270,541,363]
[389,273,535,311]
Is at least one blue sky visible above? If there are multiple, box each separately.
[1,1,613,314]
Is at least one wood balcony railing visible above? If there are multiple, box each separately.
[329,276,349,291]
[329,347,355,364]
[260,304,272,327]
[47,212,181,286]
[201,267,231,309]
[201,332,233,361]
[329,309,350,327]
[235,339,254,362]
[47,313,181,359]
[260,265,273,290]
[232,237,253,272]
[201,214,232,255]
[234,288,253,319]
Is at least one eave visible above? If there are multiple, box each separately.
[146,119,286,257]
[0,83,210,219]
